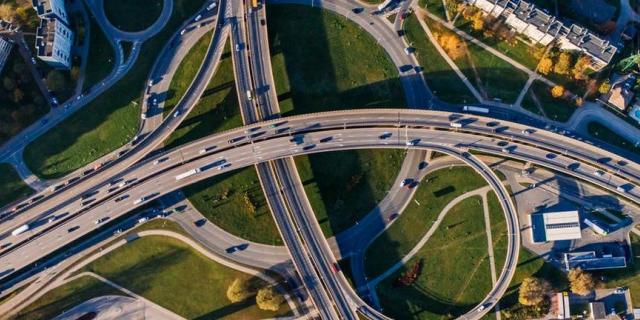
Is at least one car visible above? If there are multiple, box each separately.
[406,139,420,146]
[154,156,169,164]
[207,2,217,10]
[400,178,412,187]
[331,262,340,273]
[351,7,364,14]
[195,219,207,227]
[320,136,333,143]
[194,14,202,22]
[404,47,412,55]
[173,110,181,118]
[235,43,241,51]
[68,226,80,233]
[477,305,485,312]
[594,170,605,177]
[114,195,129,202]
[614,288,626,294]
[94,217,108,224]
[226,243,248,254]
[51,97,58,106]
[418,161,428,170]
[30,57,36,64]
[260,19,265,26]
[180,29,186,35]
[379,132,392,139]
[388,213,399,221]
[48,216,57,223]
[521,128,534,135]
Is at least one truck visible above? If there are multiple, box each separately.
[450,121,462,128]
[12,224,29,236]
[175,168,200,180]
[583,218,609,236]
[377,0,393,11]
[463,105,489,114]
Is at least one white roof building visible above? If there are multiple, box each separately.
[531,210,582,242]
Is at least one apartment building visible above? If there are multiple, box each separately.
[32,0,73,69]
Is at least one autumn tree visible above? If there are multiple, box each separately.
[437,33,465,60]
[538,57,553,75]
[518,277,550,306]
[471,11,484,31]
[572,56,591,80]
[226,279,252,303]
[551,85,565,98]
[554,52,572,75]
[256,286,284,311]
[0,4,14,22]
[598,80,611,94]
[568,268,595,295]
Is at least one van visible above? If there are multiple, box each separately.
[246,90,252,100]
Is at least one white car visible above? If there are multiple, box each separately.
[173,110,181,118]
[594,170,604,177]
[207,2,217,10]
[180,29,186,35]
[194,14,202,22]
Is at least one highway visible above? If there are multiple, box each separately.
[5,106,640,317]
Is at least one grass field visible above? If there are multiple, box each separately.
[0,163,34,208]
[11,276,125,320]
[24,0,206,179]
[164,45,242,149]
[183,168,282,245]
[82,8,115,91]
[420,0,448,20]
[405,13,477,104]
[82,236,291,319]
[104,0,164,32]
[162,29,213,118]
[295,150,405,238]
[587,121,640,155]
[377,196,493,319]
[268,4,406,115]
[426,17,529,103]
[487,191,508,274]
[525,81,576,122]
[365,166,488,277]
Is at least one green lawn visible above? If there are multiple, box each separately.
[294,150,405,238]
[587,121,640,155]
[0,163,34,208]
[377,196,493,319]
[104,0,164,32]
[162,29,214,118]
[24,0,206,179]
[0,49,49,146]
[268,4,407,115]
[405,13,477,104]
[11,276,125,320]
[419,0,448,20]
[365,166,488,277]
[82,7,116,91]
[427,17,529,103]
[453,15,541,71]
[183,168,282,245]
[82,236,291,319]
[525,81,576,122]
[487,191,508,274]
[164,45,242,149]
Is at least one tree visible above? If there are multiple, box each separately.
[0,4,14,22]
[471,11,484,31]
[598,80,611,94]
[551,85,565,98]
[568,268,595,295]
[226,279,252,303]
[572,56,591,80]
[12,88,24,103]
[554,52,572,75]
[538,57,553,75]
[256,286,284,311]
[518,277,550,306]
[45,71,66,93]
[437,33,465,60]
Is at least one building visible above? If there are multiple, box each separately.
[0,37,13,74]
[607,74,636,111]
[531,210,582,243]
[35,17,73,68]
[467,0,618,71]
[32,0,73,69]
[32,0,68,24]
[563,251,627,270]
[589,302,606,320]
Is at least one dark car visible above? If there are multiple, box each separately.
[418,161,428,170]
[195,219,207,227]
[68,226,80,233]
[320,136,333,143]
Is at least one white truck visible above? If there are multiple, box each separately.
[12,224,29,236]
[175,168,201,180]
[450,121,462,128]
[463,105,489,114]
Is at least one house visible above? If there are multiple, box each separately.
[607,74,636,111]
[563,251,627,271]
[467,0,618,71]
[32,0,73,69]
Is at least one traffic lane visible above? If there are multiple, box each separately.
[3,109,640,241]
[5,122,637,260]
